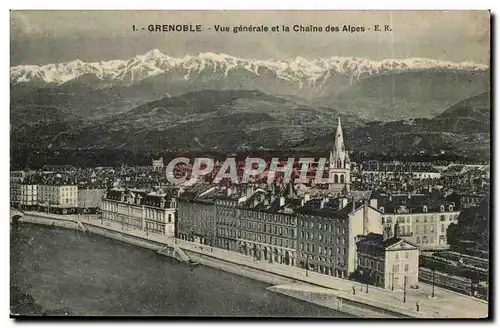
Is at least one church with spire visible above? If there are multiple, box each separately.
[328,117,351,194]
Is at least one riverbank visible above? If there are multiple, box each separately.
[14,212,489,319]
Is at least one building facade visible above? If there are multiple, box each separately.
[100,188,176,236]
[375,193,460,249]
[356,230,420,290]
[38,184,78,214]
[177,186,219,244]
[296,197,382,278]
[10,171,25,208]
[19,184,38,211]
[152,158,164,170]
[78,188,105,213]
[214,189,299,266]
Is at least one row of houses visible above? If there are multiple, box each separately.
[174,184,462,289]
[12,180,462,290]
[12,182,104,214]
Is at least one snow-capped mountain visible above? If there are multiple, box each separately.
[10,49,489,89]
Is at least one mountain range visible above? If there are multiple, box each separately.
[10,88,491,159]
[11,49,488,88]
[10,50,491,160]
[300,92,491,158]
[11,90,362,152]
[11,50,490,121]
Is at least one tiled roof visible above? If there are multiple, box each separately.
[356,233,405,250]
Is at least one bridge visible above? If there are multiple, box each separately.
[10,208,24,224]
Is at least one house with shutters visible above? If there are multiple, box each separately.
[356,226,420,290]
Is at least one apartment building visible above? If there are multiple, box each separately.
[296,197,383,279]
[38,184,78,214]
[356,226,420,290]
[374,193,460,249]
[100,188,176,236]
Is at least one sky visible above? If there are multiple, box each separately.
[10,10,491,66]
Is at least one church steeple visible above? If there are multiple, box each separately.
[328,117,351,195]
[330,117,349,169]
[335,117,345,155]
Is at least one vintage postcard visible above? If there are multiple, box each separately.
[10,10,490,318]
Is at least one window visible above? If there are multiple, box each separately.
[404,264,409,272]
[393,264,399,273]
[395,253,399,260]
[405,252,409,259]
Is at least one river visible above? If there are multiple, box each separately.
[10,223,352,317]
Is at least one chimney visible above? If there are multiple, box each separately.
[369,198,378,209]
[320,199,325,209]
[408,193,411,199]
[351,198,356,212]
[304,193,310,203]
[429,185,432,193]
[382,224,391,241]
[227,188,232,196]
[394,222,400,238]
[280,196,285,207]
[339,197,348,210]
[389,194,392,202]
[363,198,369,235]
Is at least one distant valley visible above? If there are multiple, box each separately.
[10,51,491,161]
